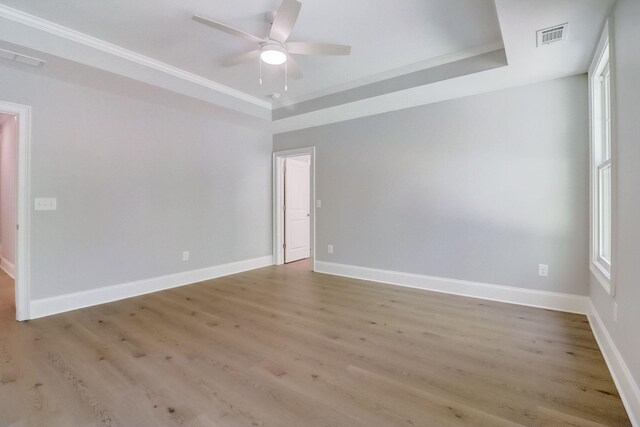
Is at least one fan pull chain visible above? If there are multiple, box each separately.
[285,62,288,91]
[259,59,263,85]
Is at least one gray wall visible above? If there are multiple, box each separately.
[0,65,272,300]
[275,75,589,295]
[590,0,640,388]
[0,114,17,267]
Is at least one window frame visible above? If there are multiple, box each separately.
[588,19,616,295]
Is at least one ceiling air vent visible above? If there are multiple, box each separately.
[536,23,568,47]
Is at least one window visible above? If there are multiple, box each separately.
[589,21,614,294]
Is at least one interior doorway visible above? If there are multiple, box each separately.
[0,101,32,321]
[0,113,17,320]
[273,147,315,269]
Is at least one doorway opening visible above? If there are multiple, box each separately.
[273,147,315,270]
[0,101,32,321]
[0,113,17,319]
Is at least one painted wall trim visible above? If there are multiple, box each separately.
[29,255,273,319]
[272,147,316,269]
[272,49,507,121]
[314,261,590,314]
[272,41,505,109]
[587,301,640,426]
[0,257,14,279]
[0,4,271,111]
[0,100,32,321]
[314,260,637,423]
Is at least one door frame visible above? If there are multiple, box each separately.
[272,147,315,269]
[0,100,32,321]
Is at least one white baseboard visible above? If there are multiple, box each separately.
[0,257,15,279]
[314,261,590,314]
[29,255,273,319]
[587,301,640,426]
[314,261,638,424]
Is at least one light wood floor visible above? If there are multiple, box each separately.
[0,261,631,426]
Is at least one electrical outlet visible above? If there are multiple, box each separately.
[182,251,190,261]
[327,244,333,254]
[316,200,322,208]
[538,264,549,277]
[613,302,618,323]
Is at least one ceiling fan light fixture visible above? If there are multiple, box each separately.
[260,43,287,65]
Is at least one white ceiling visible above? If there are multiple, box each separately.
[0,0,503,103]
[0,0,615,127]
[272,0,615,131]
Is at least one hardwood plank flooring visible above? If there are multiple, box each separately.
[0,261,631,426]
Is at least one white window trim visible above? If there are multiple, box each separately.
[588,19,616,296]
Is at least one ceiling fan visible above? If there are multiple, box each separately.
[192,0,351,82]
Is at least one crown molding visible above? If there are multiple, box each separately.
[273,41,505,109]
[0,4,271,110]
[271,66,591,135]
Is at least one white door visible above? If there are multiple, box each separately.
[284,157,310,263]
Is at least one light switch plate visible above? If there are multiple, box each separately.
[538,264,549,277]
[34,198,57,211]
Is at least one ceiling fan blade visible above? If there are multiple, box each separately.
[286,42,351,56]
[220,50,260,67]
[269,0,301,43]
[287,57,303,80]
[192,15,264,44]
